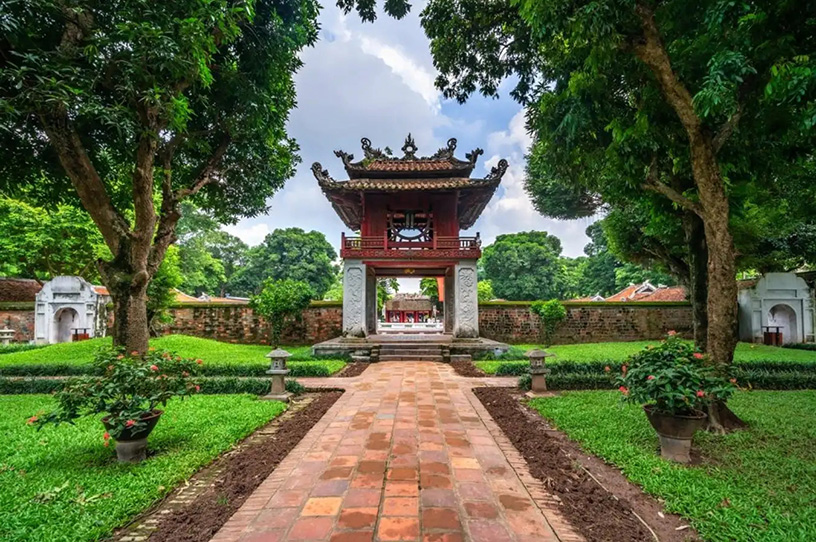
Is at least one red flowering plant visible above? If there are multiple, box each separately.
[31,347,201,441]
[613,333,736,415]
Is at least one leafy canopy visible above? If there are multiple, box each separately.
[250,278,314,347]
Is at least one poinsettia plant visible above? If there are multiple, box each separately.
[611,332,737,415]
[30,347,201,441]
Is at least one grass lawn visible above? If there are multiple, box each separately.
[476,341,816,374]
[529,390,816,542]
[0,394,286,542]
[0,335,345,376]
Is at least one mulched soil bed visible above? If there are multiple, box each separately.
[145,391,342,542]
[336,361,369,377]
[474,387,700,542]
[450,360,485,377]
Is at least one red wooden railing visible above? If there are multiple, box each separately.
[341,233,481,254]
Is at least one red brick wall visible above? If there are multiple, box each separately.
[478,302,693,344]
[163,303,342,345]
[0,305,35,342]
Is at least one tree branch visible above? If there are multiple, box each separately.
[713,105,742,153]
[641,158,703,215]
[175,134,231,199]
[39,108,130,254]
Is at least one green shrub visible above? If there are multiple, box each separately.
[530,299,567,346]
[0,343,43,355]
[518,373,531,390]
[285,379,305,395]
[784,343,816,351]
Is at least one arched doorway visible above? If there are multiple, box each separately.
[768,304,798,344]
[54,307,79,343]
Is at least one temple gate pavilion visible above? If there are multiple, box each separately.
[312,134,507,342]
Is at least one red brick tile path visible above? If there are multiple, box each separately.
[210,363,583,542]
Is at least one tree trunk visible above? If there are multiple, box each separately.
[683,212,708,350]
[99,258,151,354]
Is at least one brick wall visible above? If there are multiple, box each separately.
[0,303,35,342]
[478,302,693,344]
[1,300,691,346]
[163,302,342,345]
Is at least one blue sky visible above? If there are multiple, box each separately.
[225,3,596,291]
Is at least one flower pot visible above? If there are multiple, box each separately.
[102,410,163,463]
[643,405,706,464]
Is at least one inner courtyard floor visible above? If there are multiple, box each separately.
[210,362,583,542]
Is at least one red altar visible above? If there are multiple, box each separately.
[313,134,507,338]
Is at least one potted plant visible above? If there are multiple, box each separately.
[613,332,737,463]
[30,348,201,463]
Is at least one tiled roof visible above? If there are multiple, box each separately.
[605,284,642,302]
[173,290,249,304]
[0,278,42,302]
[93,285,110,296]
[324,177,496,191]
[640,286,687,302]
[356,159,467,172]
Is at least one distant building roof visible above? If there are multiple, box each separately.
[172,290,249,304]
[386,293,433,312]
[602,281,688,302]
[0,277,42,302]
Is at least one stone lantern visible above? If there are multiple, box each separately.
[525,349,555,394]
[264,348,292,402]
[0,329,14,346]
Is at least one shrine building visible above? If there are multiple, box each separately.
[313,134,507,339]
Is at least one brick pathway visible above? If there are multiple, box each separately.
[211,362,583,542]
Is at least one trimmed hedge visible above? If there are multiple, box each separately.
[0,376,344,395]
[0,344,44,355]
[785,343,816,352]
[0,360,345,377]
[484,359,816,376]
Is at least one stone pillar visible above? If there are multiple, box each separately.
[365,272,378,335]
[453,261,479,338]
[444,272,455,334]
[342,260,368,337]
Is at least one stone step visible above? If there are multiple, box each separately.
[449,354,472,362]
[379,348,443,356]
[379,355,444,362]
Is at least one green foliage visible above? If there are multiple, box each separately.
[614,334,736,415]
[529,391,816,541]
[285,379,305,395]
[32,348,201,439]
[0,344,44,355]
[176,202,248,296]
[481,231,565,300]
[377,278,399,313]
[530,300,566,346]
[0,197,108,281]
[147,246,183,331]
[250,279,314,348]
[229,229,337,297]
[476,280,494,303]
[0,394,285,542]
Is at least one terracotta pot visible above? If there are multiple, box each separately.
[643,405,706,463]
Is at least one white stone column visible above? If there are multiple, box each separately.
[365,272,378,335]
[453,261,479,338]
[444,272,455,333]
[342,260,368,337]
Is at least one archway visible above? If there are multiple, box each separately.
[54,307,79,343]
[768,304,798,344]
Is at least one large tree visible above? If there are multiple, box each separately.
[481,231,565,301]
[1,0,319,352]
[415,0,816,382]
[229,228,338,299]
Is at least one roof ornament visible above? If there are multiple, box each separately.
[311,162,335,184]
[332,149,354,168]
[401,133,418,160]
[465,147,484,166]
[430,138,458,160]
[361,137,387,159]
[484,159,509,181]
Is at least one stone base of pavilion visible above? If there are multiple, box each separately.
[311,333,509,361]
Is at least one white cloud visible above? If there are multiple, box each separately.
[224,223,270,246]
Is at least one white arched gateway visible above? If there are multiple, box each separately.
[34,276,111,344]
[738,273,815,344]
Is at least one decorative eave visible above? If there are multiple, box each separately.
[332,135,485,179]
[312,160,507,231]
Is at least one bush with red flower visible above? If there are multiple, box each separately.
[31,347,201,440]
[613,333,737,415]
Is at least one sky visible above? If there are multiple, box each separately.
[225,3,596,292]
